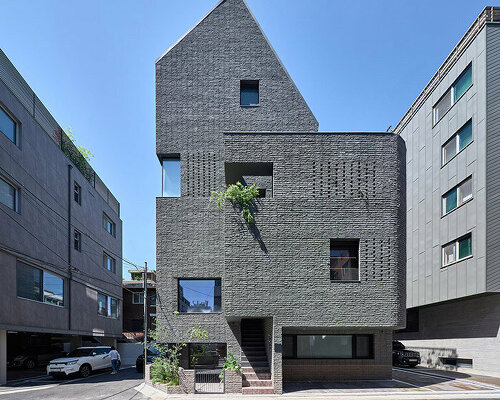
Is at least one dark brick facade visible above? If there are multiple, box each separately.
[155,0,406,393]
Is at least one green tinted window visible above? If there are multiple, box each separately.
[458,121,473,150]
[458,235,472,259]
[454,65,472,102]
[444,189,458,214]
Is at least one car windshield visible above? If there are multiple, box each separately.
[393,342,405,350]
[67,349,93,357]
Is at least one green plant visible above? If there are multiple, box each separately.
[65,127,93,161]
[219,351,241,382]
[148,324,208,385]
[210,182,260,223]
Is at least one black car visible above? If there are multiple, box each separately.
[8,345,66,369]
[392,340,421,367]
[136,348,163,372]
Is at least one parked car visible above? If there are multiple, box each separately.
[8,345,66,369]
[136,347,163,372]
[47,346,116,378]
[392,340,421,367]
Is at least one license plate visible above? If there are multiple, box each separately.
[408,359,417,362]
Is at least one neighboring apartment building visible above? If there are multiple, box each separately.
[122,270,156,341]
[0,49,122,383]
[394,7,500,375]
[156,0,406,394]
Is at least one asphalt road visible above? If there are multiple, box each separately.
[0,366,149,400]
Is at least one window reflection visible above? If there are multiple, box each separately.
[178,279,221,313]
[162,158,181,197]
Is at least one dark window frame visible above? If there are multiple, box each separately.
[0,102,20,146]
[330,239,360,282]
[103,213,116,237]
[283,334,374,360]
[73,229,82,252]
[240,80,260,106]
[16,260,65,307]
[177,278,222,314]
[0,174,19,212]
[103,252,116,273]
[74,181,81,205]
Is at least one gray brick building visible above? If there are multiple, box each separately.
[394,7,500,376]
[0,49,122,383]
[156,0,406,393]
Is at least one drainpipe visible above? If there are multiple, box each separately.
[68,165,72,331]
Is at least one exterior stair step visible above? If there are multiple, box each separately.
[241,371,271,380]
[243,387,275,395]
[242,379,273,388]
[242,355,268,362]
[241,360,269,368]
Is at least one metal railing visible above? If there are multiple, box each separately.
[394,7,500,135]
[194,367,224,394]
[0,49,120,216]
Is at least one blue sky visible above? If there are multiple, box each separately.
[0,0,496,278]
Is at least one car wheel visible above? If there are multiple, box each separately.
[24,359,36,369]
[79,364,91,378]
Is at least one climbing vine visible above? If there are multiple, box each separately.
[210,182,260,223]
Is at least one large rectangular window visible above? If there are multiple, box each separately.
[442,234,472,267]
[433,64,472,125]
[240,80,259,106]
[330,240,359,281]
[97,292,119,318]
[178,279,222,313]
[162,157,181,197]
[283,334,373,359]
[16,261,64,307]
[103,213,116,237]
[0,176,18,211]
[442,177,472,215]
[0,105,17,144]
[442,120,473,165]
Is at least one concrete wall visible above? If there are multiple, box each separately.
[397,25,487,309]
[397,293,500,376]
[0,55,122,337]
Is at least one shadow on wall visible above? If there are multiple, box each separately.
[234,201,268,254]
[405,346,460,371]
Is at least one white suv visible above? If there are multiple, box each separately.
[47,346,112,378]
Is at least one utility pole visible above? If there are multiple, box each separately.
[143,261,148,378]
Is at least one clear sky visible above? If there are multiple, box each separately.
[0,0,497,279]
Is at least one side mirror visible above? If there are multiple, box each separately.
[91,352,97,356]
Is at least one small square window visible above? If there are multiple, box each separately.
[74,182,81,205]
[330,240,359,281]
[240,80,259,106]
[133,292,144,304]
[73,230,81,252]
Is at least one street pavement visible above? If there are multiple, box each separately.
[2,366,500,399]
[0,366,148,400]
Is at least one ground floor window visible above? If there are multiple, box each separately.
[188,343,227,368]
[283,334,373,359]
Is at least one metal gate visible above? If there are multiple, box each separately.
[194,367,224,394]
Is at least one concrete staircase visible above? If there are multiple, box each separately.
[241,319,274,394]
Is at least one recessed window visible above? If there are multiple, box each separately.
[16,261,64,307]
[442,120,473,165]
[0,175,18,211]
[433,64,472,125]
[162,157,181,197]
[73,229,81,252]
[178,279,222,313]
[151,292,156,306]
[74,182,81,205]
[330,240,359,281]
[442,177,472,215]
[103,213,116,237]
[103,252,116,273]
[442,234,472,267]
[0,104,17,144]
[97,292,118,318]
[240,80,259,106]
[225,162,273,197]
[132,292,144,304]
[283,334,373,359]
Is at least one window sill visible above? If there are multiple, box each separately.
[441,197,473,218]
[441,254,473,269]
[17,296,65,308]
[177,312,223,315]
[330,280,361,283]
[240,104,260,108]
[440,140,474,169]
[98,314,119,319]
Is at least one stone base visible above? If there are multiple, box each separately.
[225,369,242,393]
